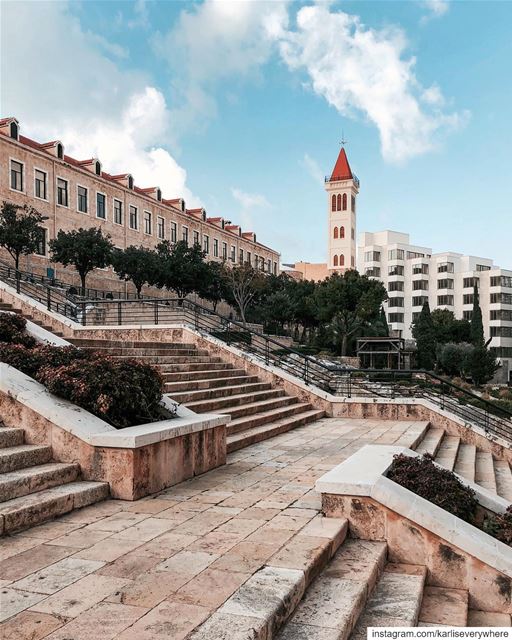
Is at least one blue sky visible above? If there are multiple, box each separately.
[2,1,511,266]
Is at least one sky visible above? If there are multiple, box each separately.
[1,0,511,267]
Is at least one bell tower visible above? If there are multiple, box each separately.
[325,145,359,272]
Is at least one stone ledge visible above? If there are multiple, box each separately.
[316,444,512,581]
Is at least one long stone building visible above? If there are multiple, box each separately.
[357,230,512,383]
[0,117,280,295]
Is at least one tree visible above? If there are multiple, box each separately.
[198,261,230,312]
[437,342,473,377]
[0,201,47,270]
[464,345,498,386]
[111,246,158,299]
[412,300,436,370]
[49,227,114,295]
[314,271,387,355]
[225,263,265,326]
[154,240,210,302]
[470,284,485,346]
[431,308,471,344]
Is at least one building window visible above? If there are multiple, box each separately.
[437,295,454,306]
[407,251,425,259]
[365,251,380,262]
[463,294,474,305]
[351,195,355,212]
[239,248,244,264]
[412,296,428,307]
[491,293,512,305]
[267,259,271,272]
[413,264,429,275]
[463,310,473,321]
[77,186,88,213]
[388,297,404,308]
[273,262,277,275]
[170,222,177,243]
[203,235,210,255]
[333,227,338,239]
[491,309,512,321]
[10,121,19,140]
[10,160,23,191]
[182,226,188,244]
[129,205,138,230]
[340,226,345,239]
[336,194,341,211]
[491,275,512,288]
[96,193,106,219]
[351,228,355,240]
[114,199,123,225]
[333,255,338,267]
[331,195,336,212]
[412,280,428,291]
[144,211,152,235]
[342,193,347,210]
[365,267,380,277]
[476,264,491,272]
[57,143,63,159]
[157,217,165,240]
[230,245,236,263]
[388,281,404,292]
[57,178,68,207]
[437,278,454,290]
[222,243,227,260]
[388,249,405,261]
[35,228,47,256]
[34,169,47,200]
[213,239,219,258]
[389,313,404,324]
[193,230,200,246]
[388,265,404,276]
[339,254,345,266]
[438,262,454,273]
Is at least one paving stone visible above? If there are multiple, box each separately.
[211,541,281,574]
[116,600,210,640]
[175,568,251,610]
[47,526,112,549]
[10,557,105,595]
[0,543,75,581]
[189,611,268,640]
[123,498,177,514]
[97,549,161,579]
[0,534,48,562]
[0,587,47,623]
[419,586,469,626]
[44,602,148,640]
[18,521,83,540]
[134,532,198,558]
[467,610,512,626]
[269,534,333,584]
[0,610,63,640]
[74,536,145,562]
[30,573,128,618]
[85,511,149,532]
[112,517,176,542]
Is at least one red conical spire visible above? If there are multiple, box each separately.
[330,147,353,181]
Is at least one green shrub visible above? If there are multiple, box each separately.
[0,312,36,347]
[387,453,478,524]
[37,357,163,429]
[484,506,512,545]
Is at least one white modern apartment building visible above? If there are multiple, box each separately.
[358,231,512,382]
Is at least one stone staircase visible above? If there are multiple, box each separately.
[415,426,512,500]
[68,338,325,453]
[0,425,108,536]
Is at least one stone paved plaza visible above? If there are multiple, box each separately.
[0,418,429,639]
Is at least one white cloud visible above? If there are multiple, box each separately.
[231,187,271,230]
[278,4,467,163]
[1,1,198,204]
[152,0,289,128]
[302,153,324,184]
[421,0,449,22]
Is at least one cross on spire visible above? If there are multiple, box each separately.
[340,129,348,147]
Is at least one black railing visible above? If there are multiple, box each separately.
[1,266,511,442]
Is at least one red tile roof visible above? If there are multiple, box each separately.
[330,147,353,181]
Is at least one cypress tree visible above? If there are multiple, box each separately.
[470,284,484,346]
[412,300,436,370]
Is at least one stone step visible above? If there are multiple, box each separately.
[0,444,53,474]
[228,402,316,435]
[0,481,109,535]
[158,361,234,373]
[493,459,512,501]
[184,388,286,413]
[69,339,195,349]
[454,443,477,484]
[415,428,445,456]
[351,564,426,635]
[165,375,259,393]
[434,435,460,471]
[467,610,512,626]
[97,347,208,356]
[115,354,223,364]
[418,586,469,627]
[475,451,498,494]
[0,427,25,448]
[276,539,387,640]
[394,422,431,450]
[191,516,348,640]
[161,368,247,382]
[170,381,272,404]
[0,462,80,502]
[227,409,326,453]
[223,395,299,419]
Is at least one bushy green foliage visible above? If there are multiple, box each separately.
[412,301,436,370]
[112,245,159,298]
[431,309,471,344]
[0,201,48,269]
[387,453,478,524]
[0,312,36,347]
[154,240,212,300]
[463,344,498,386]
[484,506,512,545]
[437,342,473,377]
[470,284,485,347]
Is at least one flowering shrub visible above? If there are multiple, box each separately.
[0,342,46,378]
[387,453,478,524]
[38,357,163,429]
[0,312,36,347]
[484,506,512,545]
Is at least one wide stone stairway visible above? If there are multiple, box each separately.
[0,425,109,536]
[415,426,512,500]
[0,300,64,336]
[69,337,325,453]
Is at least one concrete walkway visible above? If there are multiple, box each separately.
[0,418,426,640]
